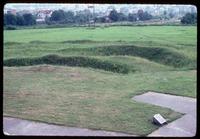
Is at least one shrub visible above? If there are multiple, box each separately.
[181,13,197,24]
[5,26,17,30]
[88,45,195,68]
[4,55,130,74]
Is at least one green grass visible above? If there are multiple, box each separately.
[3,26,197,135]
[4,26,196,44]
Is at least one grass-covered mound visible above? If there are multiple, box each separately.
[60,45,196,69]
[4,54,131,74]
[92,45,195,68]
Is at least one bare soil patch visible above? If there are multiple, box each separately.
[28,65,57,72]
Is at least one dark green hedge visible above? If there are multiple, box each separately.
[88,45,195,68]
[4,25,17,30]
[4,55,130,74]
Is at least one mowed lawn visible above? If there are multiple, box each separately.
[3,26,197,135]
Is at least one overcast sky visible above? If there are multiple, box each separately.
[4,3,196,12]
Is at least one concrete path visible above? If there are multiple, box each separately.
[132,91,196,137]
[3,117,135,136]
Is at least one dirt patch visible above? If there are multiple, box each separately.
[28,65,57,72]
[29,40,48,44]
[5,65,89,81]
[64,71,88,81]
[28,65,88,80]
[69,72,81,80]
[62,40,95,44]
[16,90,35,98]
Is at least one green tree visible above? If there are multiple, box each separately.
[74,10,91,25]
[64,11,74,23]
[109,9,118,22]
[137,10,152,21]
[50,10,66,22]
[137,9,144,20]
[4,13,17,25]
[95,17,106,23]
[16,15,25,26]
[118,12,127,21]
[23,13,36,25]
[163,10,169,19]
[163,11,167,16]
[75,14,87,24]
[181,13,197,24]
[169,12,175,18]
[128,13,137,22]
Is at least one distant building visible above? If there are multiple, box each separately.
[36,18,45,24]
[105,16,111,23]
[5,9,17,15]
[36,10,52,24]
[36,10,52,19]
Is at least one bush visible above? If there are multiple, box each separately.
[4,55,130,74]
[181,13,197,24]
[4,13,36,26]
[88,45,195,68]
[4,26,17,30]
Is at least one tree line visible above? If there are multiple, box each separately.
[46,9,154,24]
[4,13,36,26]
[4,9,197,27]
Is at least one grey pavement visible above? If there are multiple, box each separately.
[3,117,135,136]
[132,91,196,137]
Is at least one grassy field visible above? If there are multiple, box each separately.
[3,26,197,135]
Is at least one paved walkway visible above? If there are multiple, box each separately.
[3,117,135,136]
[132,91,196,137]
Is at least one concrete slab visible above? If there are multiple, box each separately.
[148,114,196,137]
[132,91,196,137]
[3,117,135,136]
[133,91,196,114]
